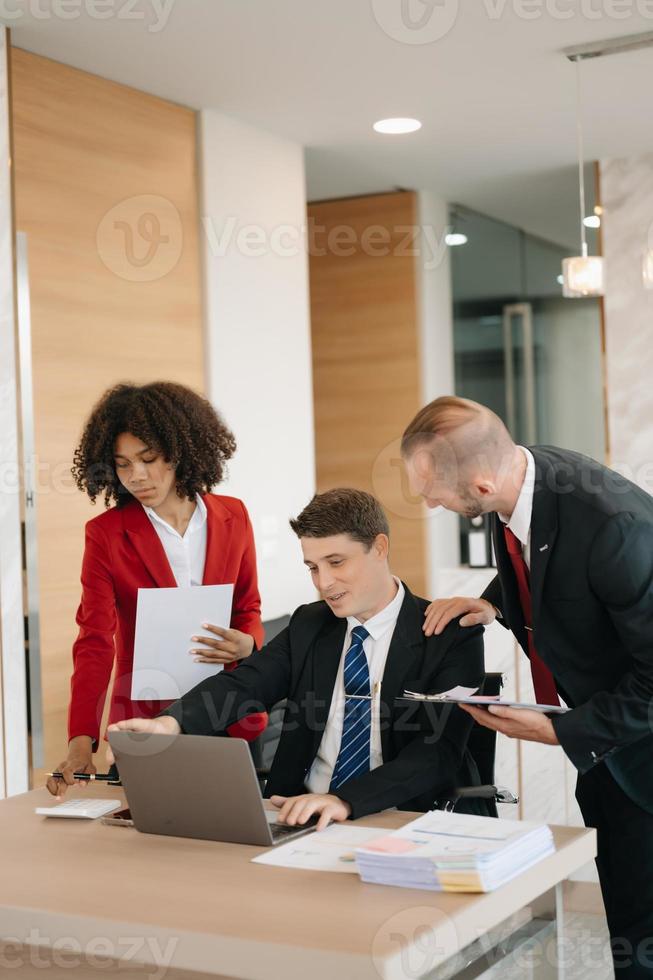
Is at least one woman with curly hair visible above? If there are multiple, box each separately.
[46,381,266,796]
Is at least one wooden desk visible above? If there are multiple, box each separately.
[0,784,596,980]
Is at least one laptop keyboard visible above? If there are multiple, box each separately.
[269,815,319,844]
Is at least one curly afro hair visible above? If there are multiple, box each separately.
[72,381,237,507]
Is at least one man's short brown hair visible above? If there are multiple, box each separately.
[400,396,485,458]
[289,488,389,549]
[400,396,513,482]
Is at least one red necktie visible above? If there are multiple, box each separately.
[503,526,560,707]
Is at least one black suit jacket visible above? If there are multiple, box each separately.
[163,585,484,819]
[483,446,653,814]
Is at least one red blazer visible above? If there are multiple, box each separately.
[68,494,267,748]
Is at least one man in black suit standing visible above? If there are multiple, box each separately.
[401,395,653,978]
[110,488,485,828]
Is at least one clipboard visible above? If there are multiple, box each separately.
[399,688,569,715]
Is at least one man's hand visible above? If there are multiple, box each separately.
[46,735,96,797]
[105,716,181,764]
[270,793,352,831]
[190,625,255,664]
[423,597,497,636]
[459,704,559,745]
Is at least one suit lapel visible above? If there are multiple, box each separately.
[122,502,177,588]
[201,494,234,584]
[379,588,424,761]
[529,450,559,627]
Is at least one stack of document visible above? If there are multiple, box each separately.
[355,810,555,892]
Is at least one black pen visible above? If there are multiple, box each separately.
[46,772,119,782]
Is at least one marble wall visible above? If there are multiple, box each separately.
[601,154,653,485]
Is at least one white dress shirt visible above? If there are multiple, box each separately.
[306,577,405,795]
[143,494,208,587]
[498,446,535,569]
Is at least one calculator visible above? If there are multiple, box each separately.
[35,799,122,820]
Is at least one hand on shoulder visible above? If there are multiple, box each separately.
[422,597,497,636]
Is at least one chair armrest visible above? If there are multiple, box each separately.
[454,784,498,799]
[434,784,520,812]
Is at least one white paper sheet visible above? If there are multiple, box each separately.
[252,825,386,873]
[131,584,234,701]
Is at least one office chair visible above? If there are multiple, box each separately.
[432,672,519,817]
[248,615,292,772]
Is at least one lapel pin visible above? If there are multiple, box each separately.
[539,544,549,552]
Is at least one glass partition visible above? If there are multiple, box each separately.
[450,203,606,563]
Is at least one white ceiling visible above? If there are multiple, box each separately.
[7,0,653,247]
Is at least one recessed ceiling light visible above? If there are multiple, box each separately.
[583,214,601,229]
[445,233,468,246]
[373,117,422,135]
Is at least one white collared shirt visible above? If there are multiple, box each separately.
[498,446,535,569]
[143,494,208,587]
[306,577,405,795]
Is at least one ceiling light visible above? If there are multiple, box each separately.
[561,57,604,299]
[562,255,604,298]
[373,117,422,135]
[445,233,468,246]
[583,214,601,229]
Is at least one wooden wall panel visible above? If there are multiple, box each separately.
[308,191,427,596]
[10,48,203,778]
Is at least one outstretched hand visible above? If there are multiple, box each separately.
[105,715,181,764]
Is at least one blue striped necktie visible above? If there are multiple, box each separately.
[330,625,371,792]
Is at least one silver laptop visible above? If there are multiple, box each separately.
[108,731,317,846]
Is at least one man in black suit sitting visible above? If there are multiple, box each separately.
[110,488,485,829]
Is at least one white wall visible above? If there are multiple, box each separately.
[416,190,460,594]
[199,110,316,620]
